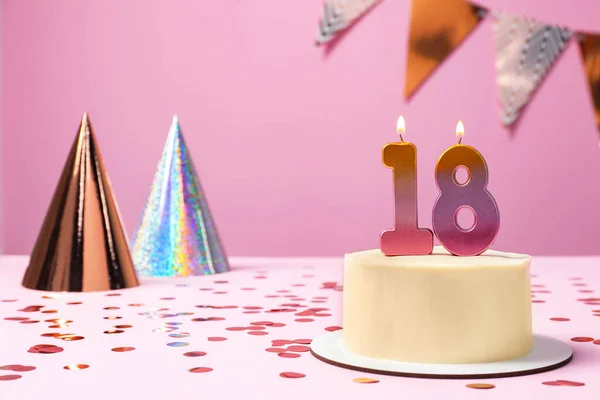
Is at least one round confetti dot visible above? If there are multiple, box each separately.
[293,339,312,345]
[270,323,286,328]
[248,331,269,336]
[4,317,29,321]
[225,327,247,331]
[251,321,273,326]
[466,383,495,389]
[114,325,133,329]
[128,303,144,307]
[103,316,122,320]
[245,326,266,331]
[41,310,58,314]
[0,299,18,302]
[294,318,314,323]
[280,372,305,378]
[0,375,22,381]
[105,293,122,297]
[111,347,135,352]
[66,301,83,305]
[10,366,36,372]
[325,326,342,332]
[38,346,64,354]
[183,351,207,357]
[63,364,89,370]
[103,330,124,335]
[555,380,585,386]
[353,378,379,384]
[266,348,286,353]
[272,340,294,346]
[167,342,189,347]
[286,345,310,353]
[571,337,594,342]
[593,339,600,345]
[550,317,570,322]
[103,306,120,310]
[278,352,301,359]
[20,320,40,324]
[189,367,213,373]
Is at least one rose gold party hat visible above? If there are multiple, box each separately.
[22,113,140,292]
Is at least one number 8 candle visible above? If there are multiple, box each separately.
[432,121,500,256]
[380,116,434,256]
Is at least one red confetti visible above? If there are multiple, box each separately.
[246,326,266,331]
[286,345,311,353]
[184,351,207,357]
[550,318,570,322]
[250,321,274,326]
[189,367,213,373]
[295,318,314,323]
[248,331,269,336]
[556,380,585,386]
[280,372,305,378]
[266,348,286,353]
[241,288,256,291]
[593,340,600,345]
[570,337,594,342]
[214,280,228,284]
[325,326,342,332]
[225,327,247,331]
[243,306,263,310]
[270,323,286,328]
[272,340,294,346]
[278,352,301,359]
[0,375,22,381]
[293,339,312,345]
[207,337,227,342]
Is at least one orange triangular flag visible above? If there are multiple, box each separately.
[405,0,485,98]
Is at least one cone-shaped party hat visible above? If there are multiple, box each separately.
[131,116,229,277]
[22,113,140,292]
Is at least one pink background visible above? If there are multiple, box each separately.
[2,0,600,257]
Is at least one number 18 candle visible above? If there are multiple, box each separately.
[432,121,500,256]
[380,116,434,256]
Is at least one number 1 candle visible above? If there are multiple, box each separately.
[432,121,500,256]
[380,116,434,256]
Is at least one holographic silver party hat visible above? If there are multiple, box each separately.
[131,116,229,277]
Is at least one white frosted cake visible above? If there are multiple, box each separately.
[343,246,532,364]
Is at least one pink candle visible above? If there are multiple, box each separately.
[380,116,434,256]
[432,121,500,256]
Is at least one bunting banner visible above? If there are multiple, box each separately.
[316,0,381,45]
[315,0,600,135]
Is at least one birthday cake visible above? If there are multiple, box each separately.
[342,246,532,364]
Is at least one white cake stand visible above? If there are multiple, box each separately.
[310,331,573,379]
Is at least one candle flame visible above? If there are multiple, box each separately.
[456,120,465,143]
[396,115,406,134]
